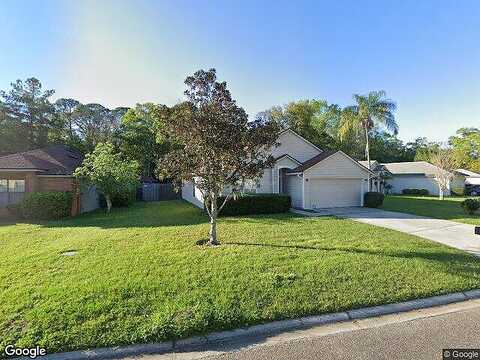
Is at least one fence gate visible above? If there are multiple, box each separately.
[141,183,180,202]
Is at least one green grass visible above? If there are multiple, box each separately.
[1,200,480,355]
[382,195,480,225]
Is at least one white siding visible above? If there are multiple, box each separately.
[255,168,273,193]
[306,179,363,209]
[285,174,303,208]
[302,152,370,209]
[270,130,321,163]
[181,181,204,208]
[304,152,371,179]
[387,175,448,196]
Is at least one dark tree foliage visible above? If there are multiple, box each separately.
[157,69,280,245]
[0,78,55,152]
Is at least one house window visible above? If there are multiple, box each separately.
[0,179,25,207]
[8,179,25,193]
[0,179,7,192]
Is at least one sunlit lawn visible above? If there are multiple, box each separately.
[382,195,480,225]
[1,200,480,355]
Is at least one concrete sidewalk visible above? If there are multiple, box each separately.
[293,207,480,257]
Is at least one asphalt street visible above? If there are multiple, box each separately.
[123,299,480,360]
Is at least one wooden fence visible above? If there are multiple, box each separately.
[140,183,180,202]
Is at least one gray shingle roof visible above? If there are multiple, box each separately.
[455,169,480,178]
[0,145,84,175]
[381,161,444,176]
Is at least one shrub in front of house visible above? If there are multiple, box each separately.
[402,188,430,196]
[461,198,480,215]
[20,191,73,220]
[364,192,385,208]
[211,193,291,216]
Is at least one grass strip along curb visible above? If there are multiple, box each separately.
[42,289,480,360]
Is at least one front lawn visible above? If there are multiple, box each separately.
[1,200,480,355]
[382,195,480,225]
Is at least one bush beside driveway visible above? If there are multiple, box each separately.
[1,200,480,355]
[382,195,480,225]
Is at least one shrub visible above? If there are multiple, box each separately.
[6,203,22,218]
[461,199,480,215]
[21,191,73,220]
[364,192,385,208]
[99,191,136,208]
[402,188,430,196]
[210,193,291,217]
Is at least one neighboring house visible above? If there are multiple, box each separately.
[182,129,374,210]
[358,160,392,193]
[455,169,480,186]
[380,161,464,196]
[0,145,99,216]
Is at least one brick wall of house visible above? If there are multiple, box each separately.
[0,171,38,192]
[38,177,75,192]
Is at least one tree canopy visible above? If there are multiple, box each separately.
[157,69,280,245]
[74,142,140,213]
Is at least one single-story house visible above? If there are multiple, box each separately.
[379,161,465,196]
[455,169,480,186]
[0,144,98,217]
[182,129,375,210]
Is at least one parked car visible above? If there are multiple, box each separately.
[465,184,480,196]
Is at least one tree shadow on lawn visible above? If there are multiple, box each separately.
[225,241,480,281]
[3,201,312,229]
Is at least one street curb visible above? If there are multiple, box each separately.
[42,289,480,360]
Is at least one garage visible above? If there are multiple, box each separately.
[308,178,362,208]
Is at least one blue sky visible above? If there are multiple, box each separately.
[1,0,479,142]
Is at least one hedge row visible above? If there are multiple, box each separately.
[7,191,73,220]
[209,193,291,216]
[402,188,430,195]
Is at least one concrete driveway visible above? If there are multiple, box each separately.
[311,207,480,257]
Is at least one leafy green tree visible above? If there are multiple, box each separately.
[118,103,170,178]
[339,90,398,169]
[0,78,55,151]
[449,128,480,172]
[407,137,441,162]
[258,99,341,151]
[53,98,81,146]
[74,142,140,212]
[369,130,414,163]
[157,69,280,245]
[71,103,120,153]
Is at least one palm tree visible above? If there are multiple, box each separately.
[339,91,398,170]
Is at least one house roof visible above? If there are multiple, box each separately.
[381,161,446,176]
[455,169,480,178]
[358,160,379,170]
[290,150,338,173]
[0,145,84,175]
[274,153,302,164]
[287,150,375,176]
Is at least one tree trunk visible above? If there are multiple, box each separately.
[105,194,112,213]
[208,194,220,246]
[439,188,444,200]
[364,124,371,191]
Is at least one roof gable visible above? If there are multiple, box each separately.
[291,150,375,175]
[0,145,84,175]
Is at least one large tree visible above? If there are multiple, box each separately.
[0,78,55,151]
[117,103,170,178]
[71,103,121,153]
[258,99,341,151]
[339,91,398,169]
[157,69,280,245]
[449,128,480,172]
[74,142,140,212]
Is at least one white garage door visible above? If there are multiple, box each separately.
[308,179,361,208]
